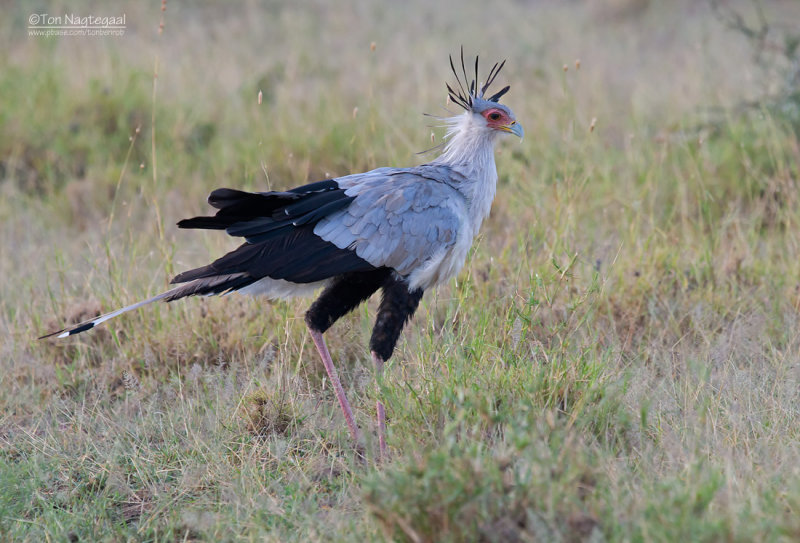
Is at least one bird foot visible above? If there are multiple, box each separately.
[307,327,390,463]
[372,351,388,462]
[308,327,362,445]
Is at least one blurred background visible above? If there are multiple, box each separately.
[4,0,798,167]
[3,0,799,289]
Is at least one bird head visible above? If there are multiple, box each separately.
[446,48,524,140]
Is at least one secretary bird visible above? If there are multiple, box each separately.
[42,50,523,459]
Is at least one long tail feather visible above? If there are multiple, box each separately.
[38,273,257,339]
[38,290,175,339]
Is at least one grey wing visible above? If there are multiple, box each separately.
[313,170,464,277]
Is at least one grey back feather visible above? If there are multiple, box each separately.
[314,166,464,276]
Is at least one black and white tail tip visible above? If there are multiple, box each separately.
[38,291,173,339]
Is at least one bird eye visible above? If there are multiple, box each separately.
[488,112,501,121]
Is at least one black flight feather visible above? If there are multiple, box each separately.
[280,189,351,219]
[172,183,375,286]
[179,181,343,231]
[171,225,376,285]
[287,179,339,194]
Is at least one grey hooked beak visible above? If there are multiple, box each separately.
[508,121,524,139]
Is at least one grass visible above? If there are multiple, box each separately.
[3,0,800,540]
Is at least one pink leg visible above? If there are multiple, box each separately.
[372,351,388,461]
[309,328,362,446]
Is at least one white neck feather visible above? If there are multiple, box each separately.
[435,112,499,168]
[433,111,500,236]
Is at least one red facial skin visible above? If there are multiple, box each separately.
[481,108,514,130]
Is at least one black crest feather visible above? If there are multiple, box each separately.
[447,47,509,111]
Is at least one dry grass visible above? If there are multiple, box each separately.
[3,0,800,540]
